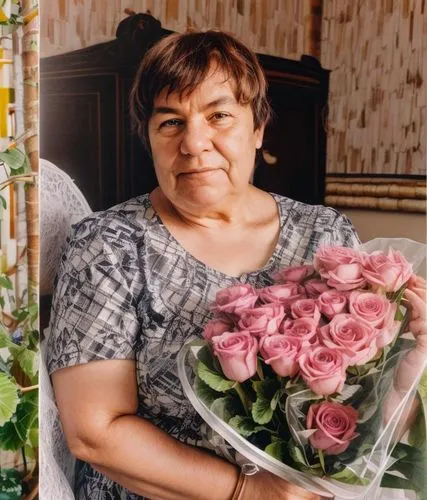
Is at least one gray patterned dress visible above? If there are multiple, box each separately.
[47,193,360,499]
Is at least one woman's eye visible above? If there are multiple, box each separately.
[159,118,183,129]
[211,112,230,121]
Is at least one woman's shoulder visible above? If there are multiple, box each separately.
[69,194,155,245]
[271,193,348,226]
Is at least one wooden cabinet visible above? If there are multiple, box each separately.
[41,13,329,211]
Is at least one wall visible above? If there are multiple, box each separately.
[41,0,313,60]
[40,0,426,240]
[321,0,425,177]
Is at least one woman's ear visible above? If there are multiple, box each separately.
[254,124,266,149]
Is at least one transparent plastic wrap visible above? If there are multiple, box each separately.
[177,238,427,500]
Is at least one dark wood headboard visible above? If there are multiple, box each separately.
[40,12,329,212]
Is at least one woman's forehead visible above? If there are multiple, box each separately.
[153,68,239,108]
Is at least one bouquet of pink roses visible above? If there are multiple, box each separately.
[178,239,427,499]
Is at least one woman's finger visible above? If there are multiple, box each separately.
[404,288,427,321]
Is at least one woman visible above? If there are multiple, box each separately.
[47,31,426,500]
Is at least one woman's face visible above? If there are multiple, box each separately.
[148,68,265,211]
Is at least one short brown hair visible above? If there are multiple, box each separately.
[130,30,271,149]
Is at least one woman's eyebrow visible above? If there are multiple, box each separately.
[152,96,237,117]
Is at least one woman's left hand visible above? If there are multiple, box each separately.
[384,275,427,431]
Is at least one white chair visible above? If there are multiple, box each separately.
[40,159,92,499]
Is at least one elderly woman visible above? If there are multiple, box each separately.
[47,30,426,500]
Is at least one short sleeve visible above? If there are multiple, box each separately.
[300,206,361,262]
[46,215,141,375]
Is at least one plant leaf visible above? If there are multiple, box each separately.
[228,415,270,437]
[0,330,13,349]
[194,375,221,407]
[0,373,19,426]
[197,361,235,392]
[0,391,38,451]
[0,148,26,171]
[252,392,273,424]
[330,467,370,486]
[264,440,286,461]
[8,346,37,379]
[0,468,22,500]
[0,274,13,290]
[209,396,241,423]
[288,443,309,466]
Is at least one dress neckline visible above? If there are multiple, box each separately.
[146,192,285,281]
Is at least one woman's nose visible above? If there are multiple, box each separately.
[180,120,213,156]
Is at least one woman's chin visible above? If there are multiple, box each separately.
[176,185,229,209]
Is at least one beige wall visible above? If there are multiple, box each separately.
[343,209,426,244]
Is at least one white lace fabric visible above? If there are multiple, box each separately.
[40,159,91,499]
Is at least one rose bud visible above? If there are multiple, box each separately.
[211,330,258,383]
[259,335,301,377]
[349,291,392,328]
[298,345,348,396]
[304,279,331,298]
[258,283,306,310]
[307,402,359,455]
[362,249,413,292]
[313,246,366,291]
[281,317,318,346]
[317,290,348,319]
[203,318,235,342]
[319,313,378,365]
[238,304,285,337]
[291,298,321,324]
[211,284,258,317]
[273,265,315,283]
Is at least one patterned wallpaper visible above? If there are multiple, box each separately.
[40,0,426,178]
[321,0,426,176]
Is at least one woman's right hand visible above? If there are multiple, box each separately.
[244,470,324,500]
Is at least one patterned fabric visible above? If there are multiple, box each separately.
[47,193,360,499]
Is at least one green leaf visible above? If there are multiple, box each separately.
[0,330,13,349]
[28,303,38,320]
[194,375,221,407]
[228,415,270,437]
[251,378,280,425]
[288,443,308,466]
[0,373,19,426]
[330,467,370,486]
[0,275,13,290]
[209,396,241,423]
[270,389,282,411]
[0,391,38,451]
[0,148,26,171]
[9,346,37,379]
[264,440,286,461]
[0,195,6,210]
[197,361,235,392]
[318,449,326,474]
[408,367,427,449]
[0,468,22,500]
[0,356,9,373]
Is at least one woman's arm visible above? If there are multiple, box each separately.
[53,359,320,500]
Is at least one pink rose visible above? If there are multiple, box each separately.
[238,304,285,337]
[281,317,318,346]
[298,345,348,395]
[203,318,235,342]
[349,291,391,328]
[259,335,301,377]
[307,402,359,455]
[211,331,258,383]
[319,314,378,365]
[304,279,331,298]
[317,290,348,319]
[258,283,306,309]
[273,265,315,283]
[211,284,258,316]
[375,305,400,348]
[362,249,413,292]
[291,299,321,324]
[313,246,366,291]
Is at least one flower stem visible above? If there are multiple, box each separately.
[233,383,250,416]
[257,359,264,381]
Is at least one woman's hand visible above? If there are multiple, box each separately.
[244,470,325,500]
[384,275,427,431]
